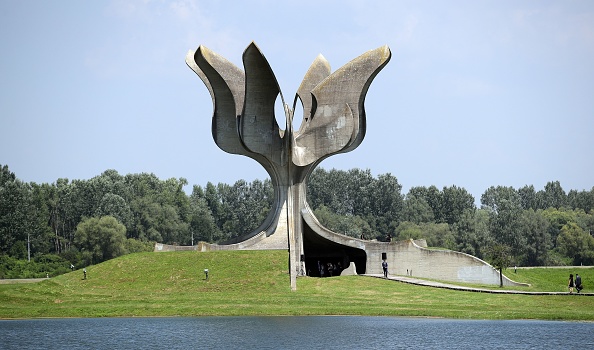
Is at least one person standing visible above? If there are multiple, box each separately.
[568,274,575,294]
[575,273,583,293]
[382,260,388,278]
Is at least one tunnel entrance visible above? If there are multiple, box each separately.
[302,223,367,277]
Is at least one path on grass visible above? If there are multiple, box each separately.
[0,278,48,284]
[363,274,593,296]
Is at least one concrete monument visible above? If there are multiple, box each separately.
[186,42,389,290]
[180,42,524,290]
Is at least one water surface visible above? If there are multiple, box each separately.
[1,316,592,349]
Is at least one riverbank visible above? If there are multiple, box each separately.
[1,250,593,320]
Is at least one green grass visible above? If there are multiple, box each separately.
[507,267,592,292]
[415,266,593,293]
[1,250,593,320]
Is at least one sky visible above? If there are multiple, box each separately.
[1,0,593,203]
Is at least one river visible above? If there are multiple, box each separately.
[1,316,592,349]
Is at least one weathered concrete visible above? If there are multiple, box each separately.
[300,208,526,286]
[340,262,358,276]
[186,42,390,290]
[184,42,524,289]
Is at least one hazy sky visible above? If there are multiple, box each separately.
[1,0,593,202]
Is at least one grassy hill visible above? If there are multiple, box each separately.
[1,250,593,320]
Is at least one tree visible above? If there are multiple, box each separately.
[424,222,455,249]
[440,185,475,225]
[537,181,567,209]
[314,205,373,239]
[485,243,512,287]
[369,173,404,234]
[95,193,132,229]
[203,182,223,228]
[452,209,478,256]
[407,186,442,222]
[568,187,594,213]
[307,168,405,237]
[394,221,424,241]
[474,209,494,259]
[0,165,28,255]
[518,185,537,210]
[556,222,594,265]
[395,221,454,249]
[541,208,576,247]
[519,209,551,266]
[27,182,55,257]
[47,178,79,253]
[74,216,127,264]
[189,185,221,243]
[403,195,434,224]
[481,186,525,258]
[348,168,375,219]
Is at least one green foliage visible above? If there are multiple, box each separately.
[74,216,127,264]
[395,221,424,241]
[1,163,594,275]
[482,186,525,256]
[308,168,403,238]
[395,222,455,249]
[520,209,551,266]
[568,187,594,213]
[313,205,372,238]
[123,238,155,254]
[403,196,434,224]
[95,193,132,228]
[0,254,71,279]
[556,222,594,265]
[0,165,29,255]
[485,243,512,287]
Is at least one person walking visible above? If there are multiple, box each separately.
[568,274,575,294]
[382,260,388,278]
[575,273,583,293]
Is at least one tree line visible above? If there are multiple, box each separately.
[1,164,593,277]
[309,168,594,267]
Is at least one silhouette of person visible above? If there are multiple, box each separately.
[575,273,582,293]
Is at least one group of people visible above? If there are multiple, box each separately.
[568,273,584,293]
[317,261,342,277]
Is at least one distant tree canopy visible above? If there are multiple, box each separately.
[75,216,126,265]
[1,164,593,272]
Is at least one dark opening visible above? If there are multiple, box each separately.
[302,223,367,277]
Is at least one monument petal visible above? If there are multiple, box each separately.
[186,46,247,156]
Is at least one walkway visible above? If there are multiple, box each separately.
[364,274,593,296]
[0,278,48,284]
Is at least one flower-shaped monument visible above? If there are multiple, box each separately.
[186,42,391,289]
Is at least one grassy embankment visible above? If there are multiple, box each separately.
[1,250,593,320]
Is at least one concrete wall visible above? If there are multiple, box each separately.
[156,208,527,287]
[154,229,287,253]
[364,239,526,287]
